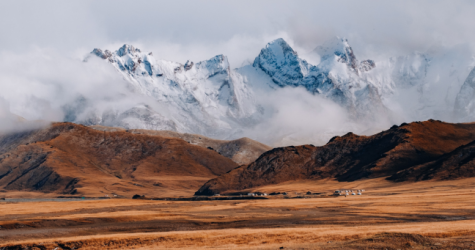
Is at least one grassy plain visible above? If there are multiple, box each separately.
[1,177,475,249]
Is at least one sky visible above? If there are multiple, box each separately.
[1,0,475,66]
[1,0,475,143]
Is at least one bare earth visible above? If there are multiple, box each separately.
[1,177,475,249]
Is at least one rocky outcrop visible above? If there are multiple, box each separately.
[184,60,194,71]
[92,48,112,60]
[359,59,376,72]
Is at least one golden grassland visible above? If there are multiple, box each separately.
[1,177,475,249]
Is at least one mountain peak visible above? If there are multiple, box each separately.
[267,38,293,49]
[209,54,229,66]
[312,37,377,74]
[91,44,144,60]
[252,38,303,86]
[184,60,194,71]
[313,37,358,72]
[313,37,350,57]
[117,44,141,57]
[257,38,298,65]
[191,54,231,78]
[91,48,112,59]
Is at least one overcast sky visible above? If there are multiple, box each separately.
[1,0,475,66]
[1,0,475,141]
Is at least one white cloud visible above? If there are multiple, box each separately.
[1,0,475,143]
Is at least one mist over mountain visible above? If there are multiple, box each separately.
[54,37,475,146]
[1,1,475,146]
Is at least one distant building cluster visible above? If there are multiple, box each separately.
[334,189,365,196]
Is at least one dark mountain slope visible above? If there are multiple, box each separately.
[389,139,475,181]
[196,120,475,195]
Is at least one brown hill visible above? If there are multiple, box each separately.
[126,129,271,165]
[196,120,475,195]
[89,126,271,165]
[388,139,475,181]
[0,122,238,197]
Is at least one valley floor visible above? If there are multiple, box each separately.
[1,177,475,249]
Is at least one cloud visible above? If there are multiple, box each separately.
[243,87,352,146]
[0,47,136,121]
[243,87,395,147]
[0,96,50,133]
[3,1,475,63]
[1,0,475,144]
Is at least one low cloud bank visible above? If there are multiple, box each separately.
[244,87,390,146]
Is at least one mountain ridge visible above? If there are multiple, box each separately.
[63,37,475,146]
[74,37,388,142]
[195,120,475,195]
[0,122,240,197]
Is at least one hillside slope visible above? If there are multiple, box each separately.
[125,129,271,165]
[196,120,475,195]
[0,123,238,197]
[89,125,271,165]
[389,139,475,182]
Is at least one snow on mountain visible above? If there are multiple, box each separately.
[311,37,360,74]
[70,38,473,145]
[78,38,397,141]
[454,67,475,119]
[252,37,387,120]
[391,52,430,88]
[377,46,473,121]
[81,44,260,138]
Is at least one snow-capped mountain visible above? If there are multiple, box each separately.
[80,44,260,138]
[72,38,393,139]
[252,37,387,119]
[80,38,389,135]
[63,37,474,145]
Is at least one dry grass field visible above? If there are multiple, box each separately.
[1,177,475,249]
